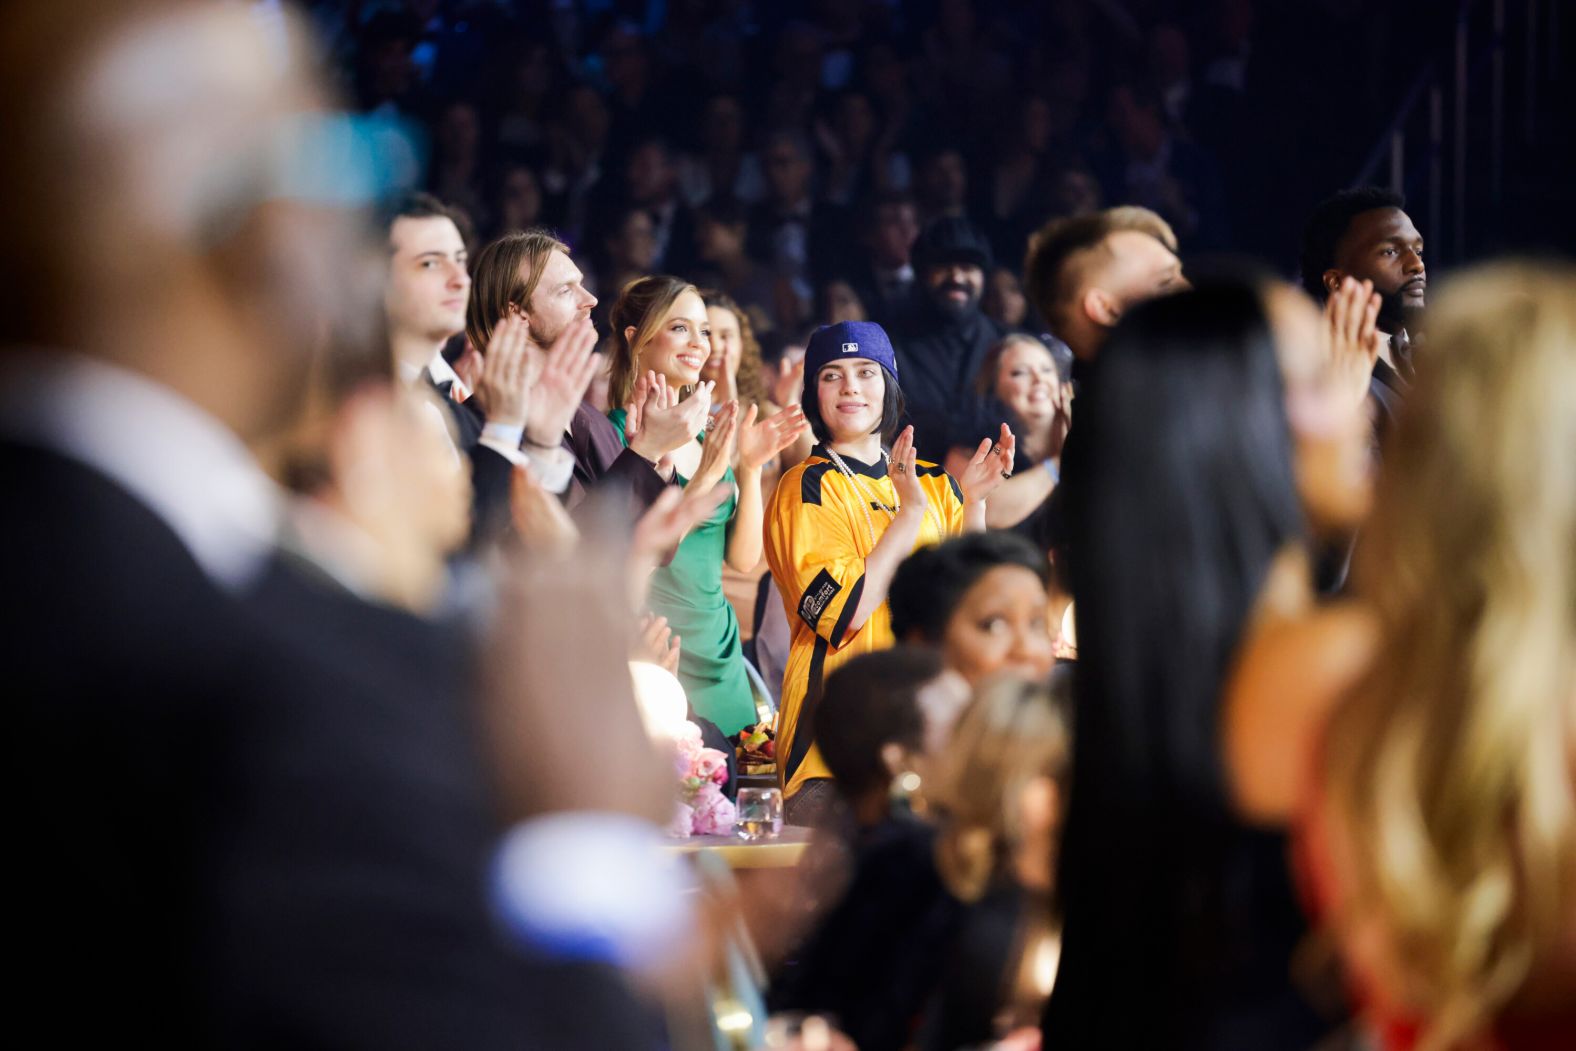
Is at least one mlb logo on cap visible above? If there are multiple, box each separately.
[804,320,899,382]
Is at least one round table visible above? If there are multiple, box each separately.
[666,825,812,869]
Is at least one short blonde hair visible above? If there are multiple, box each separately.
[1023,206,1177,335]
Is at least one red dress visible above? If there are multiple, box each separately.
[1295,780,1576,1050]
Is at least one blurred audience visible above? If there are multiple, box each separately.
[11,3,1573,1049]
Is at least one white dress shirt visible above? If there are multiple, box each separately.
[402,349,575,494]
[2,351,688,969]
[0,352,280,592]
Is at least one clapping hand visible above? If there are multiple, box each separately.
[472,316,536,430]
[887,425,931,518]
[1324,276,1384,410]
[955,422,1016,505]
[523,318,599,448]
[687,400,739,495]
[736,402,809,472]
[635,612,682,676]
[479,545,670,823]
[626,372,713,464]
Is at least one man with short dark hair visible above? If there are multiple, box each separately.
[1300,187,1426,400]
[845,191,923,331]
[915,143,970,224]
[748,128,851,325]
[892,217,1002,451]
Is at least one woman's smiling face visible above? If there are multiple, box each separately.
[638,289,712,387]
[816,357,886,442]
[994,339,1060,424]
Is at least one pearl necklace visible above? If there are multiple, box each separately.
[825,447,942,548]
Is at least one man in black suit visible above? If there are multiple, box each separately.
[2,2,677,1045]
[892,217,1004,451]
[383,192,588,539]
[844,191,924,332]
[1300,186,1429,441]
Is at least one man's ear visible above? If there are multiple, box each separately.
[1322,269,1346,298]
[1083,287,1121,329]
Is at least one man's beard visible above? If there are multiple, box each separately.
[930,283,979,320]
[1375,285,1424,335]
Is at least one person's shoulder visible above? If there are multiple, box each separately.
[914,460,958,504]
[776,452,840,508]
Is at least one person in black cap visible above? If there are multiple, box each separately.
[892,217,1005,453]
[763,320,1013,824]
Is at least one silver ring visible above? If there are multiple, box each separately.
[894,463,906,474]
[1000,469,1011,480]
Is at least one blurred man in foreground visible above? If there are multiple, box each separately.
[1,2,677,1044]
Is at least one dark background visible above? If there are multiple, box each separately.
[301,0,1575,341]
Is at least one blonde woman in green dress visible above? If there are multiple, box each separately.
[606,276,809,735]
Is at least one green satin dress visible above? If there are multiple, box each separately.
[608,409,756,735]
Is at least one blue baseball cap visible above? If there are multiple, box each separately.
[803,321,899,383]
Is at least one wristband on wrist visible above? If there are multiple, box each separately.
[1042,459,1060,484]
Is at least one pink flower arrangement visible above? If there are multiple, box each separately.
[667,720,737,837]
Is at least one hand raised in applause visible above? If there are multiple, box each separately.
[523,318,599,449]
[627,483,731,607]
[626,373,713,465]
[888,425,931,519]
[1324,275,1384,410]
[509,465,578,554]
[634,612,682,677]
[479,547,670,823]
[472,316,535,430]
[955,422,1016,505]
[686,400,739,495]
[736,402,809,473]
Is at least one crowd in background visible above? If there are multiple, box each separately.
[6,3,1573,1051]
[298,0,1444,345]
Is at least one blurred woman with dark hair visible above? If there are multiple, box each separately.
[775,675,1072,1051]
[1043,280,1342,1049]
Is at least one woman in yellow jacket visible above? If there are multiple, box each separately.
[764,321,1015,820]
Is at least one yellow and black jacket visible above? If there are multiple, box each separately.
[763,446,965,796]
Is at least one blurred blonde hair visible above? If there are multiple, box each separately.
[928,676,1071,904]
[1324,261,1576,1049]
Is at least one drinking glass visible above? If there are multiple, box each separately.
[734,787,783,840]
